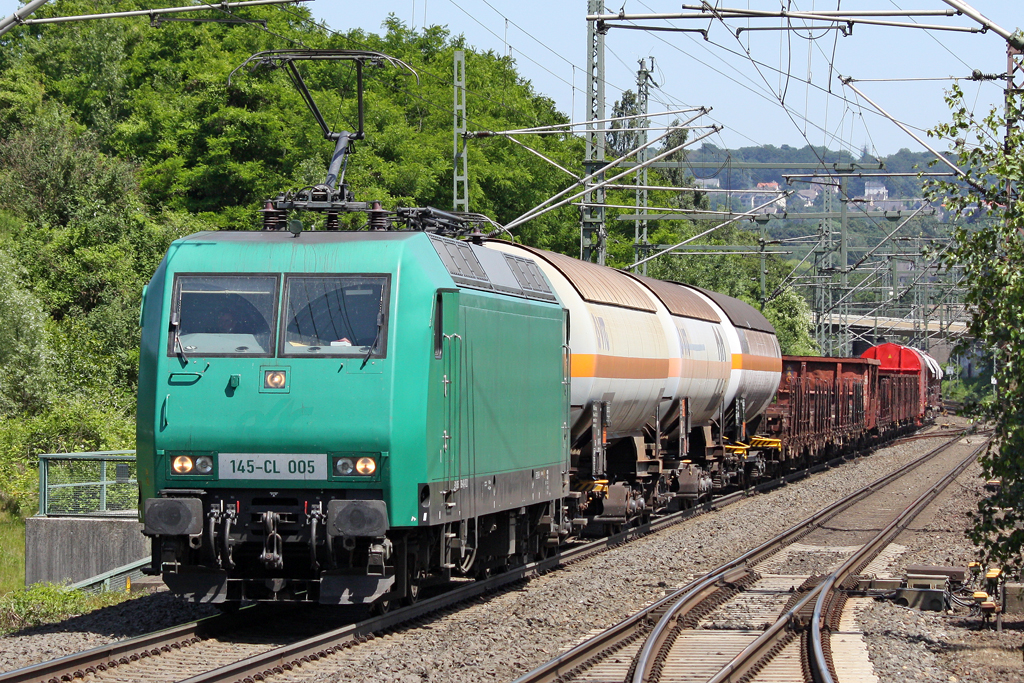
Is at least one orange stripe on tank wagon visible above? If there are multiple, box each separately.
[731,354,783,373]
[570,354,670,379]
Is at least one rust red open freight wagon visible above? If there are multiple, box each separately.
[758,342,943,465]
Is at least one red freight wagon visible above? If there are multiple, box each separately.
[860,342,941,424]
[761,356,880,462]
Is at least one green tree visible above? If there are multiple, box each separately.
[607,89,639,158]
[925,82,1024,572]
[0,250,52,417]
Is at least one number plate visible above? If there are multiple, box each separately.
[219,453,327,480]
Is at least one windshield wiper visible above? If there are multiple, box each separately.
[174,332,190,364]
[360,310,383,369]
[171,303,189,365]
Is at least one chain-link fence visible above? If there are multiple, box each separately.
[38,452,138,516]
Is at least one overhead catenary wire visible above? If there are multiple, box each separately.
[671,10,925,245]
[602,184,789,194]
[840,77,987,195]
[443,0,577,92]
[623,4,904,158]
[503,135,579,179]
[505,123,722,232]
[6,0,310,27]
[626,193,795,270]
[841,243,953,326]
[507,109,711,217]
[571,201,782,212]
[276,5,571,129]
[616,0,860,173]
[487,107,704,135]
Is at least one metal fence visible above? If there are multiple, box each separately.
[38,451,138,516]
[70,558,150,594]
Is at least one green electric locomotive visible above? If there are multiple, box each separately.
[138,230,570,604]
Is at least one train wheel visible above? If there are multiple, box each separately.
[402,573,423,606]
[536,543,556,561]
[401,583,419,606]
[371,591,394,615]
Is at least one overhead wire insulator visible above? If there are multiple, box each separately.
[259,200,287,231]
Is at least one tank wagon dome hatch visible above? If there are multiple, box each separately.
[495,241,656,312]
[427,234,558,302]
[623,273,721,322]
[685,285,776,334]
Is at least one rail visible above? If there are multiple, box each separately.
[7,435,956,683]
[510,430,975,683]
[634,432,981,683]
[808,439,985,683]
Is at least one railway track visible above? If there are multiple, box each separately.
[3,497,736,683]
[512,431,987,683]
[1,429,975,683]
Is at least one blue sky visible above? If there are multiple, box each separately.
[1,1,1020,157]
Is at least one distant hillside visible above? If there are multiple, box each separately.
[681,143,936,198]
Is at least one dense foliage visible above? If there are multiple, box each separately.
[0,2,817,513]
[925,83,1024,573]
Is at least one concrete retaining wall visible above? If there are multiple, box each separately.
[25,516,148,586]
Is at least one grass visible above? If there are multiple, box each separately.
[0,582,132,634]
[0,510,25,596]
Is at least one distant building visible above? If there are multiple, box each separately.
[796,187,820,207]
[750,181,786,213]
[694,178,720,189]
[864,180,889,201]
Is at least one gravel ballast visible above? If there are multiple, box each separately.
[2,418,1015,683]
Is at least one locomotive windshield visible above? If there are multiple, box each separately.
[281,275,389,357]
[169,275,279,356]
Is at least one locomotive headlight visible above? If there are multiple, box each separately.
[334,457,355,476]
[194,456,214,475]
[172,455,194,474]
[264,370,287,389]
[355,456,377,475]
